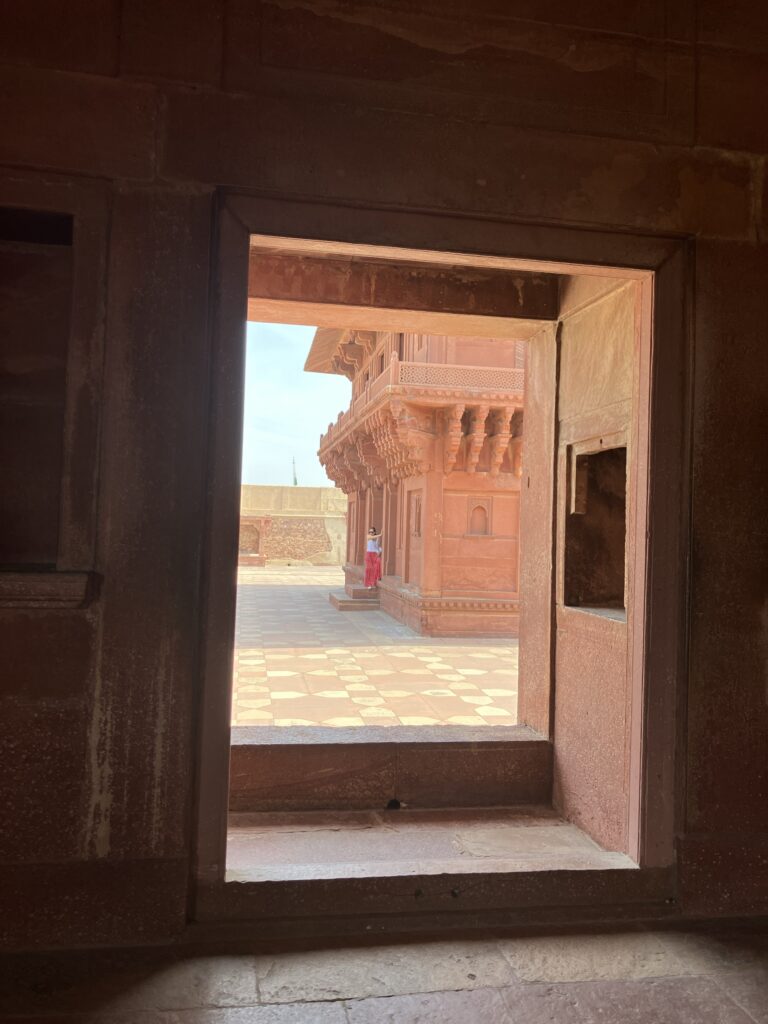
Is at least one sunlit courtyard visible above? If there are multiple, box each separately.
[231,566,519,728]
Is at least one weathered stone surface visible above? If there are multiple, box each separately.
[498,929,691,982]
[346,986,512,1024]
[679,834,768,917]
[248,250,559,320]
[657,925,768,975]
[229,742,397,811]
[0,66,156,179]
[0,948,256,1015]
[88,188,212,862]
[2,0,768,953]
[0,0,120,75]
[397,741,551,807]
[500,976,754,1023]
[1,613,94,700]
[717,965,768,1024]
[76,955,259,1012]
[698,48,768,153]
[0,859,187,951]
[255,941,514,1002]
[686,242,768,837]
[229,1,695,145]
[161,90,753,239]
[698,0,768,53]
[517,325,556,736]
[0,702,88,863]
[120,0,223,84]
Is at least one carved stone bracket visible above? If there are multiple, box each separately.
[351,330,377,356]
[465,404,489,474]
[319,447,353,493]
[356,434,387,488]
[488,406,514,477]
[443,403,465,474]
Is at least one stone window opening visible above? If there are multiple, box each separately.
[196,219,685,908]
[564,443,627,615]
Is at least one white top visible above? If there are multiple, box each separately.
[366,537,381,554]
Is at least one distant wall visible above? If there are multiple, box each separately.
[239,485,347,565]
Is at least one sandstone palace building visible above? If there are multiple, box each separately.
[306,329,526,636]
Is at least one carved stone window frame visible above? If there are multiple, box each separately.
[195,192,690,904]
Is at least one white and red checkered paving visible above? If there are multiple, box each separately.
[231,566,518,727]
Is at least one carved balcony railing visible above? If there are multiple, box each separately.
[320,356,524,451]
[397,361,524,391]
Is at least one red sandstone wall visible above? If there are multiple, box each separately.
[262,516,341,563]
[1,0,767,947]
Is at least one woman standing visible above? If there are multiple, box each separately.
[364,527,382,589]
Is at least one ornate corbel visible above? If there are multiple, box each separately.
[465,405,489,473]
[330,354,355,380]
[352,330,378,356]
[488,406,514,477]
[356,433,387,488]
[443,403,465,474]
[338,338,366,374]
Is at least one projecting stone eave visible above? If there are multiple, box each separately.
[304,327,351,375]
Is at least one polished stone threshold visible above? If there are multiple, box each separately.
[226,806,635,883]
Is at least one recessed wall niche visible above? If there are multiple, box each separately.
[468,499,491,535]
[0,206,74,568]
[564,445,627,612]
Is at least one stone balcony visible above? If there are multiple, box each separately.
[320,355,525,450]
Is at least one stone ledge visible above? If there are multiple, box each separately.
[229,728,551,812]
[198,865,675,931]
[231,724,544,746]
[0,571,94,609]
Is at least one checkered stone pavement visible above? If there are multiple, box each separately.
[232,566,518,727]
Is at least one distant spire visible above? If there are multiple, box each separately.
[292,457,298,487]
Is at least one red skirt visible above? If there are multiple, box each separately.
[364,551,382,587]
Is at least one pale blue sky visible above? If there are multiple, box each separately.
[241,322,350,487]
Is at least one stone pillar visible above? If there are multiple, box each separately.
[395,482,405,578]
[346,496,356,565]
[419,468,443,597]
[358,488,369,563]
[382,484,398,576]
[371,486,384,536]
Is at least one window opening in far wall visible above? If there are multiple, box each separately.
[564,444,627,614]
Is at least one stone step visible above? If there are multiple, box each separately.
[329,589,380,611]
[229,724,551,812]
[226,806,632,884]
[346,584,380,600]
